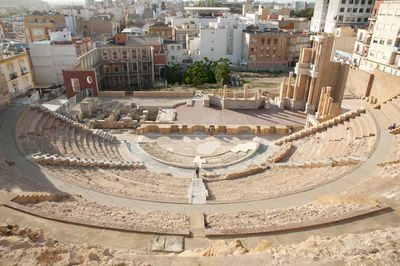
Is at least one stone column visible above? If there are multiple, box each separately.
[234,92,238,100]
[258,89,262,100]
[303,76,311,101]
[244,84,248,100]
[286,72,293,98]
[219,89,223,97]
[279,77,287,101]
[223,85,228,98]
[317,87,326,117]
[212,89,216,96]
[307,78,316,105]
[322,87,332,116]
[325,97,333,116]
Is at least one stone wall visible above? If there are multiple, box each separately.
[344,68,400,102]
[345,67,373,98]
[132,91,193,97]
[98,91,126,97]
[370,69,400,102]
[208,95,265,109]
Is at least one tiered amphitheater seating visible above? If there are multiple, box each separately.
[278,109,377,162]
[7,195,190,235]
[204,199,386,236]
[379,95,400,124]
[205,165,352,202]
[41,165,191,203]
[16,105,123,161]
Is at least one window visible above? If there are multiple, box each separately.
[384,24,390,31]
[348,8,352,12]
[87,76,93,84]
[261,38,265,44]
[377,23,383,30]
[113,66,119,72]
[143,64,148,72]
[387,39,393,46]
[368,0,372,4]
[122,51,127,59]
[340,8,345,12]
[396,9,400,16]
[361,0,365,4]
[355,0,359,4]
[388,9,394,16]
[380,39,385,44]
[351,17,356,22]
[359,8,363,13]
[353,8,358,13]
[177,46,181,50]
[267,39,271,44]
[274,39,277,45]
[376,52,384,59]
[211,48,214,51]
[338,15,344,21]
[349,0,354,4]
[364,17,368,22]
[171,56,175,60]
[251,48,254,52]
[392,25,398,31]
[366,8,370,13]
[357,17,361,22]
[113,51,117,59]
[171,46,175,50]
[370,50,375,56]
[379,9,387,15]
[341,0,346,3]
[373,38,378,43]
[346,17,351,22]
[71,78,80,93]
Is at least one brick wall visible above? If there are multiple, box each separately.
[63,70,98,99]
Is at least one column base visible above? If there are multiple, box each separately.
[305,103,316,114]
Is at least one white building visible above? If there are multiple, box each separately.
[311,0,374,33]
[357,1,400,76]
[189,23,245,64]
[29,30,93,87]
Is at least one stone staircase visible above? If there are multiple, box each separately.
[11,192,68,204]
[187,175,209,204]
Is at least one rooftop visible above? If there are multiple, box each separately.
[125,36,162,46]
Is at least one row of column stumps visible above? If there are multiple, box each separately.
[316,86,333,118]
[212,84,266,100]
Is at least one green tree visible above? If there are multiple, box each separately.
[215,60,230,84]
[161,1,166,10]
[292,8,314,20]
[164,62,183,84]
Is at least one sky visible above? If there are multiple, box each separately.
[43,0,312,4]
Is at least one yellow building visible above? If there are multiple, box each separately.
[0,52,34,95]
[24,14,66,43]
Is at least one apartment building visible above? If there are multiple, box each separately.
[242,30,311,70]
[148,22,173,40]
[29,30,93,87]
[0,51,34,95]
[80,14,119,38]
[356,1,400,76]
[189,23,245,64]
[24,14,66,43]
[311,0,374,33]
[63,37,164,98]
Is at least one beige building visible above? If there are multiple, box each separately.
[80,14,119,38]
[24,14,66,43]
[242,30,311,70]
[357,1,400,76]
[277,34,349,117]
[0,71,10,110]
[334,27,357,54]
[0,52,34,95]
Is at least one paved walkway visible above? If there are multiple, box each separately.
[0,102,393,215]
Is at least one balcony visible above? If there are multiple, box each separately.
[9,72,18,80]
